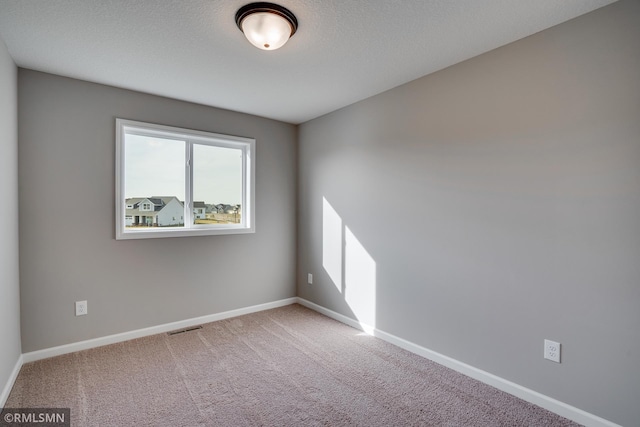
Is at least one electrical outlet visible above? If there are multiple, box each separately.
[307,273,313,285]
[544,339,560,363]
[75,300,88,316]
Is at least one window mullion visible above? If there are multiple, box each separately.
[186,141,193,228]
[242,146,247,227]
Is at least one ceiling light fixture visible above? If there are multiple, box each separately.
[235,2,298,51]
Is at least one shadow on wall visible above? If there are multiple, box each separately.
[322,197,377,333]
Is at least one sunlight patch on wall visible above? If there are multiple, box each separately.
[345,226,377,331]
[322,197,343,292]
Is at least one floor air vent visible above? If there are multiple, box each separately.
[167,325,203,336]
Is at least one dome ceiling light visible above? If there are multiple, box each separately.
[235,2,298,51]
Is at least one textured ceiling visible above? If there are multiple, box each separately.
[0,0,616,124]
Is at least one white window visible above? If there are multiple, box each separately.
[115,119,255,240]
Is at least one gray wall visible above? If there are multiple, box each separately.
[297,1,639,425]
[19,70,297,352]
[0,38,21,399]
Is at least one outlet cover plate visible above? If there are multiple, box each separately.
[75,300,88,316]
[544,339,560,363]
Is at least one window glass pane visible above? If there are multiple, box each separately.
[193,144,243,225]
[124,134,185,228]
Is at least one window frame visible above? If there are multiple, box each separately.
[115,118,255,240]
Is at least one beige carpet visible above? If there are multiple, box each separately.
[6,304,579,426]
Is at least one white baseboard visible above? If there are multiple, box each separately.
[0,354,23,407]
[22,297,298,363]
[296,298,620,427]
